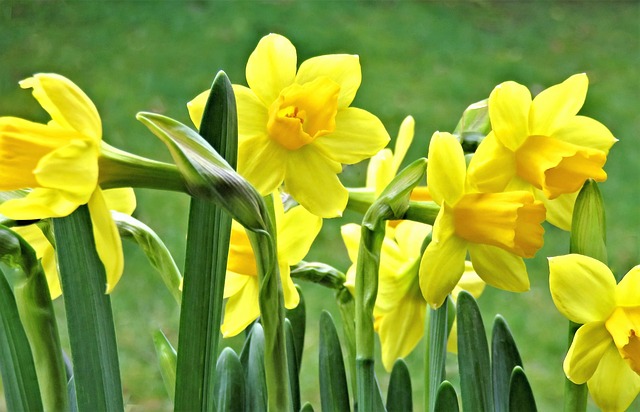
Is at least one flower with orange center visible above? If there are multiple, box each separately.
[419,132,546,308]
[188,33,389,218]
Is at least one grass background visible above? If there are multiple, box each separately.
[1,1,639,410]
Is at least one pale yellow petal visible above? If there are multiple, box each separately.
[394,220,431,258]
[224,271,250,298]
[186,90,208,129]
[392,116,415,173]
[452,263,485,300]
[587,343,640,412]
[279,263,300,310]
[233,85,270,140]
[278,204,322,265]
[237,134,287,196]
[530,73,588,136]
[552,115,617,153]
[617,266,640,307]
[314,107,390,165]
[14,225,62,299]
[88,188,124,294]
[296,54,361,109]
[488,81,531,151]
[466,132,517,193]
[246,34,297,106]
[221,277,260,337]
[426,132,465,205]
[563,322,612,384]
[468,244,530,292]
[20,73,101,141]
[103,188,136,215]
[0,188,81,219]
[340,223,361,265]
[549,254,616,324]
[366,149,394,196]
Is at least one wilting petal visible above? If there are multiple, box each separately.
[530,73,588,136]
[296,54,361,109]
[88,188,124,294]
[468,244,529,292]
[246,34,297,106]
[284,146,346,218]
[489,81,531,151]
[466,132,516,193]
[548,254,616,324]
[314,107,389,164]
[221,277,260,337]
[426,132,465,205]
[617,265,640,306]
[563,322,612,383]
[552,115,617,153]
[587,344,640,412]
[392,116,415,173]
[19,73,102,141]
[103,188,136,215]
[14,225,61,299]
[238,134,287,195]
[0,187,82,219]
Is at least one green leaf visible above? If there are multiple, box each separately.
[434,381,460,412]
[53,205,124,411]
[457,291,493,412]
[285,285,306,372]
[174,71,236,412]
[214,347,245,412]
[300,402,315,412]
[319,311,350,412]
[508,366,537,412]
[492,315,523,412]
[426,300,449,412]
[245,323,267,412]
[0,269,43,412]
[386,359,412,412]
[285,319,301,412]
[152,330,177,401]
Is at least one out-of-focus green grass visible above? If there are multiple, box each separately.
[1,1,638,410]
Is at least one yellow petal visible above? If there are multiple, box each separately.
[451,262,485,300]
[221,277,260,337]
[0,187,82,219]
[563,322,612,383]
[186,90,208,129]
[530,73,588,136]
[466,132,516,193]
[314,107,390,164]
[549,254,616,324]
[552,115,617,154]
[536,190,576,231]
[227,221,258,276]
[278,204,322,265]
[284,146,347,218]
[88,188,124,294]
[392,116,415,173]
[233,85,269,139]
[419,207,467,308]
[468,244,530,292]
[103,188,136,215]
[279,263,300,310]
[246,34,297,106]
[340,223,361,266]
[394,220,431,258]
[13,225,62,299]
[605,307,640,374]
[587,343,640,412]
[223,271,249,298]
[366,148,394,196]
[617,265,640,306]
[237,134,286,195]
[446,316,459,354]
[296,54,361,109]
[488,80,531,151]
[426,132,465,205]
[20,73,101,141]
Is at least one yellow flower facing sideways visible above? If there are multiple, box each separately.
[549,254,640,412]
[0,73,132,293]
[12,188,136,299]
[419,131,546,308]
[222,194,322,337]
[341,220,484,370]
[188,33,390,218]
[467,74,617,230]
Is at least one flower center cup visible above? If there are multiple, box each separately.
[606,306,640,375]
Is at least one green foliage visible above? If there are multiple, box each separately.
[213,348,245,412]
[492,315,524,412]
[319,311,350,412]
[509,367,537,412]
[386,359,413,412]
[434,381,460,412]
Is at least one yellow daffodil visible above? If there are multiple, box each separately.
[419,131,546,308]
[0,73,130,292]
[341,220,484,370]
[222,194,322,337]
[467,74,617,230]
[549,254,640,411]
[12,188,136,299]
[188,33,390,218]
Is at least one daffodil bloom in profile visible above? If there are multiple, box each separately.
[341,220,484,370]
[222,194,322,337]
[188,33,390,218]
[11,188,136,299]
[549,254,640,411]
[419,131,546,308]
[0,73,131,292]
[467,74,617,230]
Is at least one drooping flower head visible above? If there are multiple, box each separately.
[222,193,322,337]
[189,34,390,218]
[419,131,546,308]
[468,74,617,229]
[0,73,133,292]
[549,254,640,411]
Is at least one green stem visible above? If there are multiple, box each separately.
[563,321,588,412]
[425,303,448,412]
[336,287,357,404]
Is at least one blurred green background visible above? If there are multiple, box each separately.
[1,1,638,410]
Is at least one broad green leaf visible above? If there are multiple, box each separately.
[213,347,245,412]
[285,285,306,372]
[300,402,315,412]
[508,366,537,412]
[457,291,493,412]
[245,322,267,412]
[285,319,301,412]
[319,311,350,412]
[426,300,449,412]
[386,359,412,412]
[434,381,460,412]
[492,315,523,412]
[152,330,177,401]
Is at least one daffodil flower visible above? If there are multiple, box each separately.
[467,74,617,230]
[341,220,484,370]
[549,254,640,411]
[419,131,546,308]
[222,194,322,337]
[188,33,390,218]
[0,73,132,292]
[12,188,136,299]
